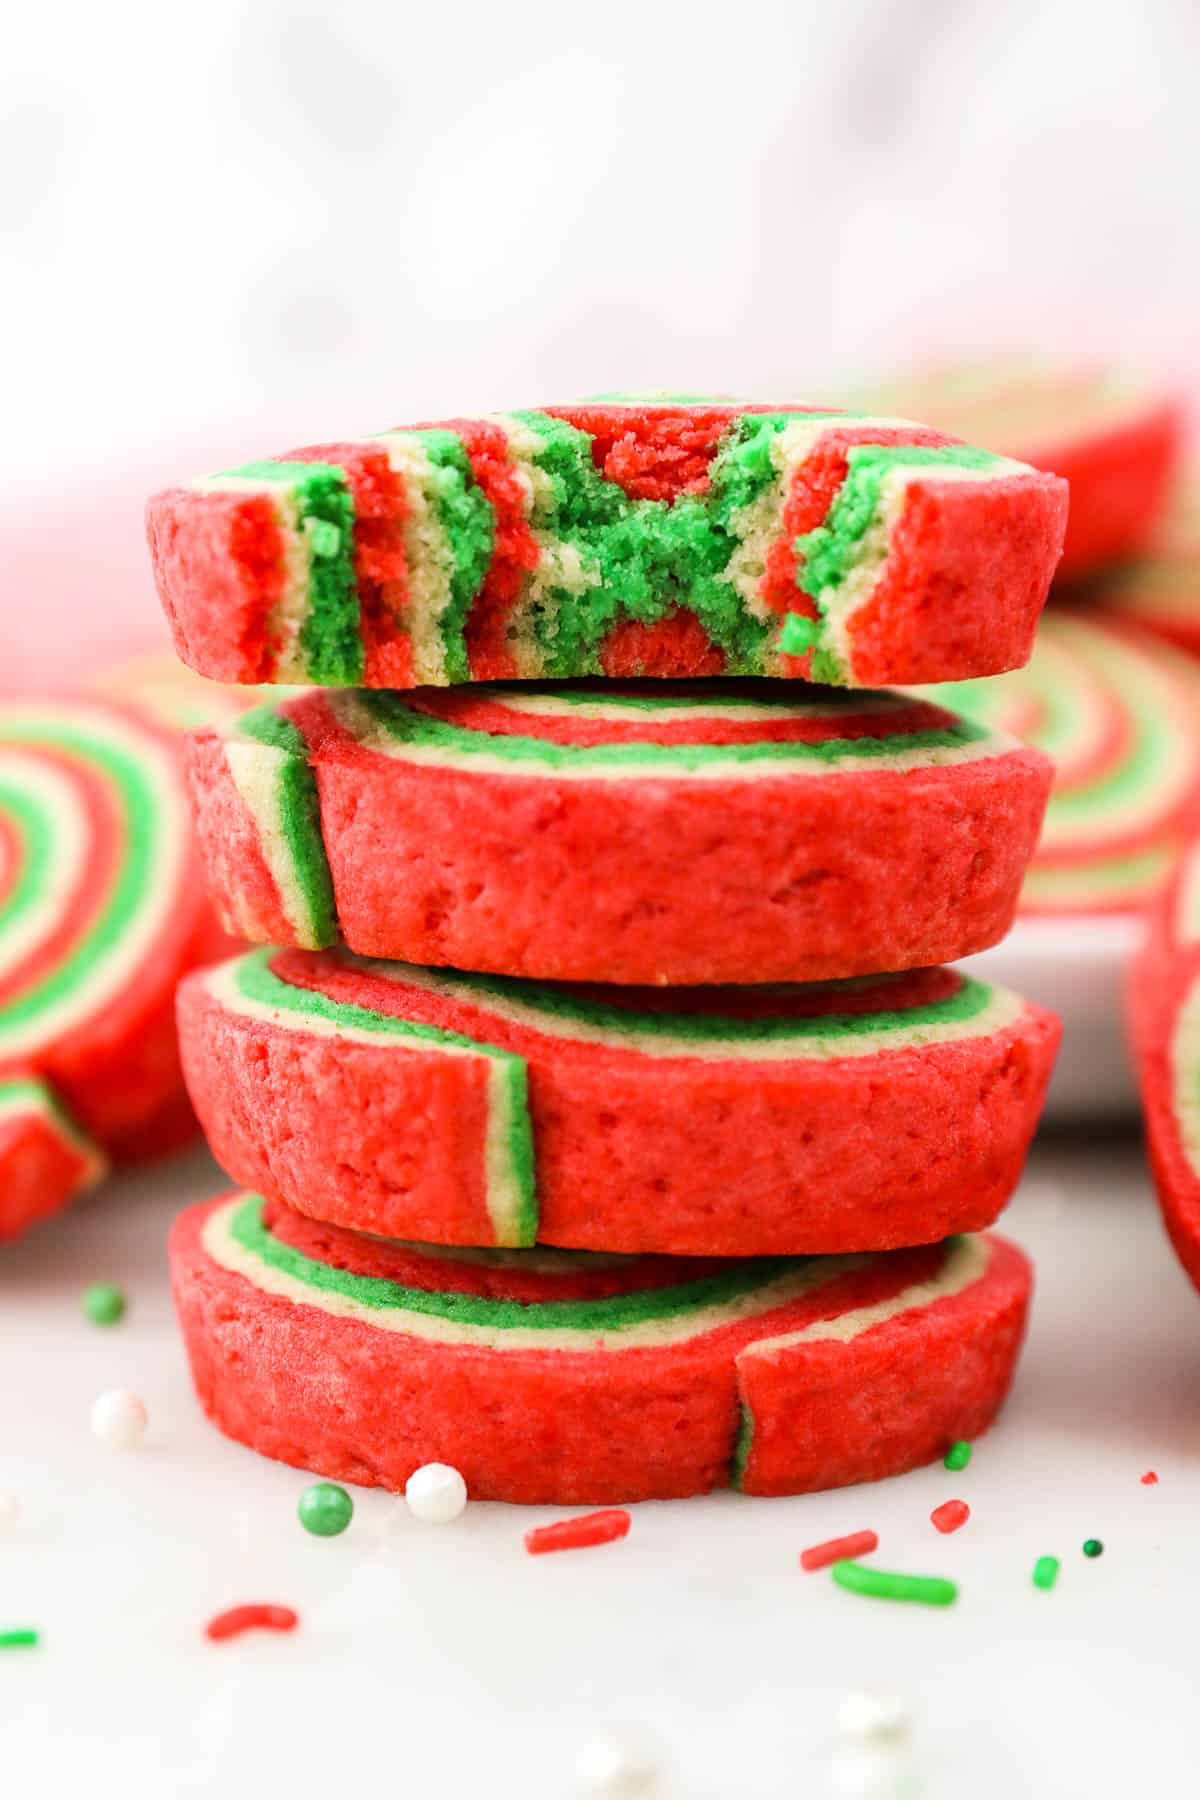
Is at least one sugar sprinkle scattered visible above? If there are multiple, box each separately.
[800,1529,879,1572]
[525,1508,631,1556]
[831,1560,957,1607]
[930,1499,970,1535]
[205,1604,298,1642]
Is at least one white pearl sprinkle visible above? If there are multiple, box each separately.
[836,1691,913,1746]
[575,1731,663,1798]
[0,1491,19,1532]
[90,1389,147,1450]
[404,1462,467,1524]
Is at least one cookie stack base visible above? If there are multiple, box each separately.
[171,1192,1031,1505]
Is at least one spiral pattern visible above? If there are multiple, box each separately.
[0,700,192,1063]
[933,612,1200,913]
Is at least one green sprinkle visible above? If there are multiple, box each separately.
[943,1440,972,1472]
[82,1283,126,1326]
[0,1628,39,1649]
[1032,1555,1060,1590]
[831,1560,958,1607]
[298,1481,354,1538]
[303,516,342,559]
[779,612,821,655]
[1083,1538,1104,1558]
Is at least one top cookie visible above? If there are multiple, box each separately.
[147,399,1066,691]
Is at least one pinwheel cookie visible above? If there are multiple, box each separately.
[1093,477,1200,657]
[0,697,217,1241]
[147,399,1067,691]
[179,947,1059,1255]
[866,361,1182,580]
[929,612,1200,916]
[171,1191,1032,1503]
[185,682,1052,986]
[1131,840,1200,1292]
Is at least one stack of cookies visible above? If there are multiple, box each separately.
[151,399,1066,1505]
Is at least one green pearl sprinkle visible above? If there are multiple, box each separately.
[943,1440,972,1472]
[1082,1538,1104,1558]
[82,1283,126,1326]
[831,1560,958,1607]
[0,1628,39,1649]
[1032,1555,1060,1590]
[298,1481,353,1537]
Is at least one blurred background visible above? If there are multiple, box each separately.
[4,0,1199,680]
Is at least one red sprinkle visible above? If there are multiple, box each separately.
[1141,1471,1159,1485]
[799,1529,879,1572]
[931,1499,970,1534]
[205,1604,299,1642]
[524,1508,631,1556]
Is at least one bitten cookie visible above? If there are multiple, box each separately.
[1131,841,1200,1291]
[0,697,215,1241]
[179,947,1060,1255]
[185,682,1052,986]
[147,399,1067,690]
[171,1191,1032,1503]
[931,612,1200,916]
[865,361,1182,580]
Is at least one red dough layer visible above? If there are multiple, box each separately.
[542,403,743,500]
[170,1195,1032,1504]
[836,474,1069,687]
[178,953,1060,1255]
[1048,399,1183,581]
[0,1107,96,1243]
[149,490,287,685]
[188,689,1053,985]
[1131,853,1200,1290]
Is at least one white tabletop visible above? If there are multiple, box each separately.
[0,1131,1194,1799]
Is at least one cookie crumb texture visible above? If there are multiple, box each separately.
[171,1192,1031,1505]
[0,698,221,1242]
[180,949,1059,1255]
[147,401,1066,691]
[185,682,1052,986]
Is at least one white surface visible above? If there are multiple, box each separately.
[1,1134,1197,1798]
[966,913,1144,1121]
[4,0,1198,497]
